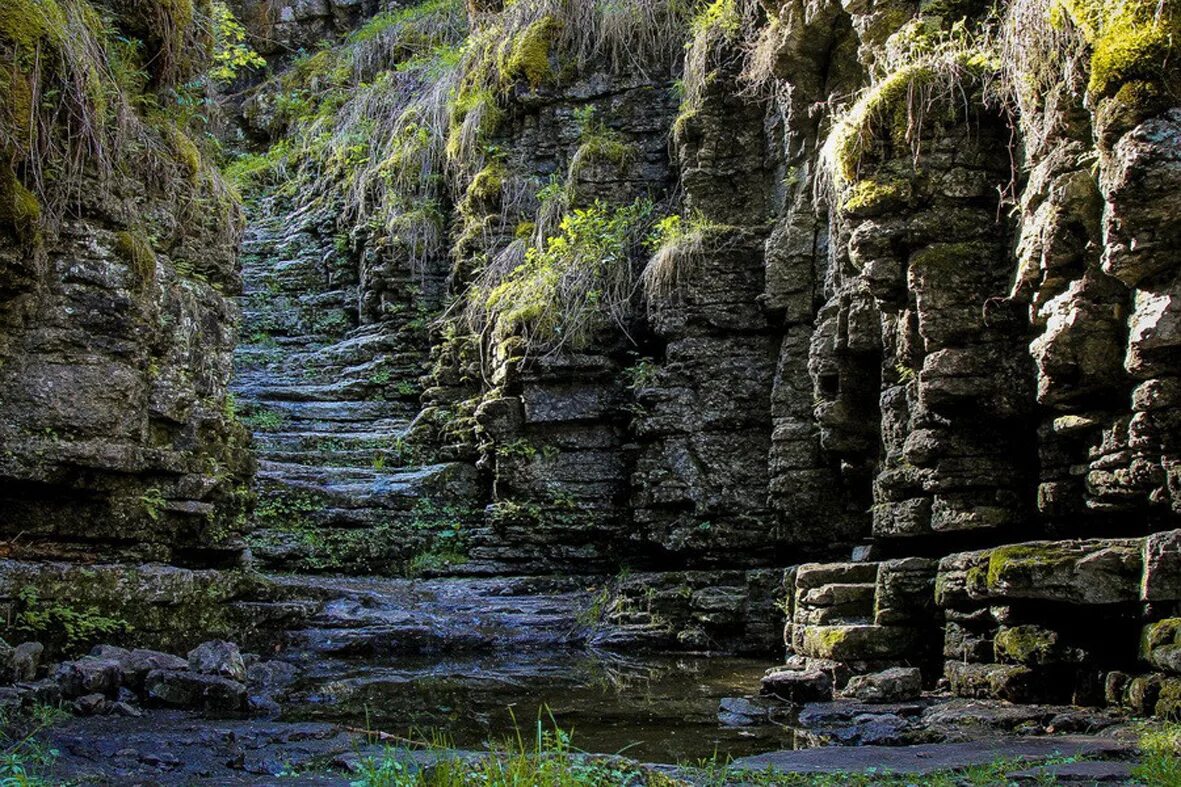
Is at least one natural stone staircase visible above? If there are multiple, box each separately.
[232,199,479,575]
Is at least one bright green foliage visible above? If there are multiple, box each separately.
[353,715,670,786]
[501,15,559,88]
[13,586,132,657]
[483,198,654,353]
[140,487,167,522]
[642,211,731,298]
[1,702,65,786]
[1050,0,1181,98]
[1134,722,1181,785]
[209,1,265,83]
[820,21,998,188]
[690,0,739,38]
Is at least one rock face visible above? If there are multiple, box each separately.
[215,0,1181,687]
[0,0,254,565]
[5,0,1181,722]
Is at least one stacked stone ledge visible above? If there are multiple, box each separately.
[777,530,1181,715]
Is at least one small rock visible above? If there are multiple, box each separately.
[145,669,246,711]
[188,640,246,682]
[761,668,833,703]
[718,697,768,727]
[110,701,142,717]
[73,692,110,716]
[123,648,188,689]
[842,667,922,703]
[245,660,299,692]
[0,687,22,714]
[11,642,43,682]
[54,657,122,699]
[248,694,282,718]
[15,678,61,706]
[89,644,131,662]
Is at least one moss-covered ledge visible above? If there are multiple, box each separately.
[0,561,319,657]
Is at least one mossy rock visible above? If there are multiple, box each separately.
[842,177,912,217]
[499,15,559,90]
[994,624,1065,666]
[114,230,158,287]
[982,539,1142,604]
[1142,618,1181,674]
[801,624,919,660]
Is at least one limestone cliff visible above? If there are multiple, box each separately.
[0,0,254,564]
[225,0,1181,712]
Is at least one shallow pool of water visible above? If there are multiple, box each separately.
[283,651,798,763]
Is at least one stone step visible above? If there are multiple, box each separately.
[272,574,595,656]
[251,429,411,453]
[257,461,478,509]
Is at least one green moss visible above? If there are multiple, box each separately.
[500,15,559,89]
[168,126,202,180]
[1142,618,1181,659]
[813,627,848,656]
[0,166,41,231]
[463,160,506,209]
[114,230,158,286]
[986,543,1077,589]
[994,625,1059,665]
[824,48,997,185]
[1053,0,1181,99]
[842,177,911,215]
[0,0,67,54]
[908,241,984,273]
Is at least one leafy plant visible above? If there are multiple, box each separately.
[13,587,131,657]
[481,198,655,354]
[209,1,266,84]
[140,487,166,522]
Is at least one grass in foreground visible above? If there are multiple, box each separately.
[0,703,68,786]
[348,711,1181,786]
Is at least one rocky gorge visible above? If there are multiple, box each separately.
[2,0,1181,782]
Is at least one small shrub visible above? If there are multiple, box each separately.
[480,198,654,355]
[13,587,131,657]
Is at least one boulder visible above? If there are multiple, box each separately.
[53,657,122,699]
[188,640,246,682]
[760,669,833,703]
[246,660,299,692]
[1141,619,1181,674]
[717,697,769,727]
[144,669,247,711]
[123,648,189,689]
[1143,530,1181,602]
[842,667,923,702]
[11,642,43,682]
[73,693,110,716]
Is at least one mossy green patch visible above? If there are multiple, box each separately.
[994,624,1059,665]
[1052,0,1181,100]
[985,543,1077,589]
[114,230,158,286]
[500,15,559,89]
[0,165,41,234]
[842,177,912,215]
[0,0,67,54]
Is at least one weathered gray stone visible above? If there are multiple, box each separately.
[187,640,246,682]
[53,658,122,699]
[760,669,833,703]
[144,669,247,711]
[11,642,43,682]
[842,667,922,703]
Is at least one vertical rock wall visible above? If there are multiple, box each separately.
[0,0,254,565]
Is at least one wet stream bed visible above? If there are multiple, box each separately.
[283,651,794,763]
